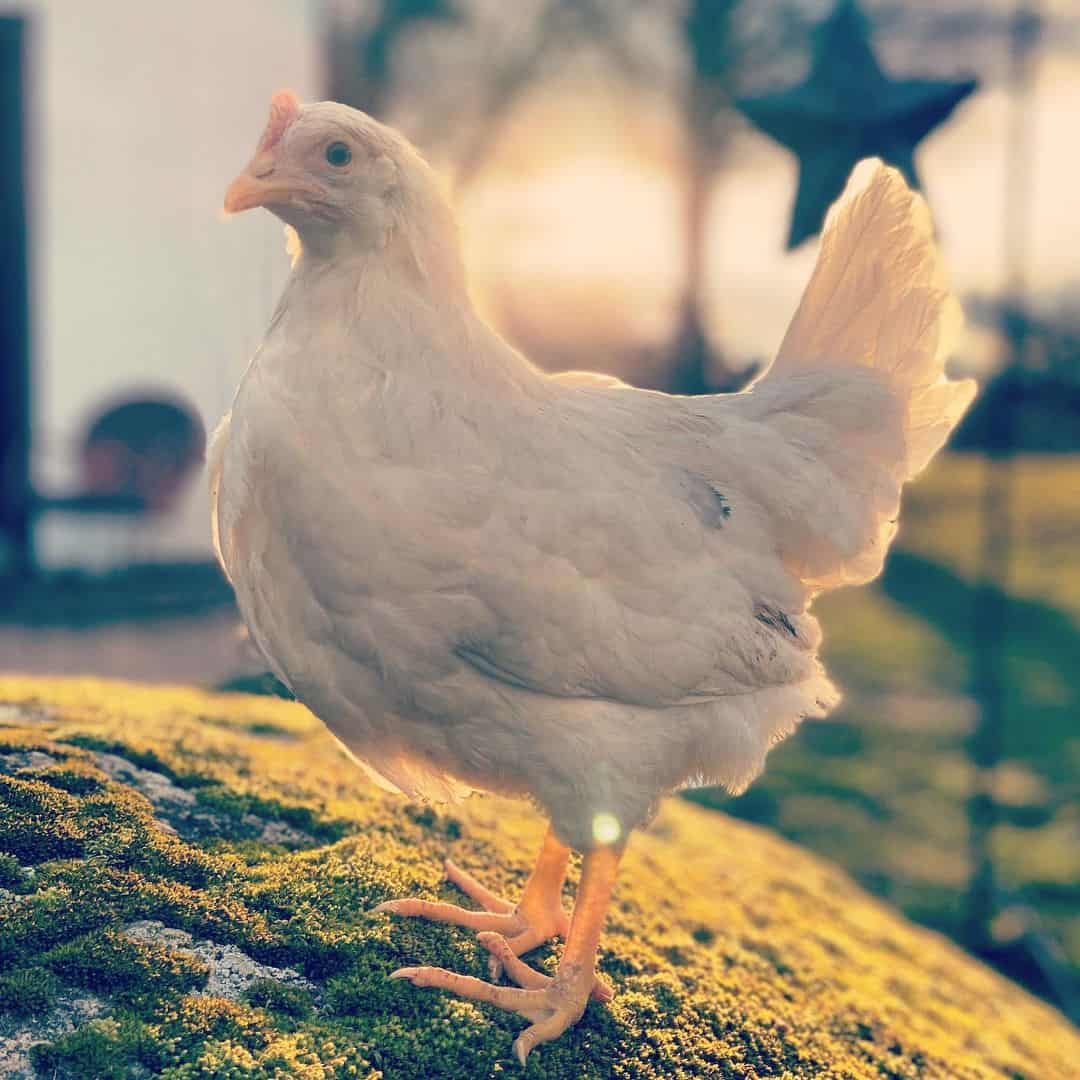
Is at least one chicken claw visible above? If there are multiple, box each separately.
[386,843,622,1064]
[374,827,612,997]
[372,894,522,934]
[377,828,572,952]
[445,858,536,917]
[372,844,567,951]
[390,958,598,1065]
[477,931,614,1001]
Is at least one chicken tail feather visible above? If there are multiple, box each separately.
[773,158,976,477]
[752,159,976,590]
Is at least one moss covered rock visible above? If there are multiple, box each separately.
[0,676,1076,1079]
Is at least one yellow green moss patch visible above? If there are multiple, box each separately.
[0,676,1076,1079]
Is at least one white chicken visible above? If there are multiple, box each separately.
[213,90,975,1063]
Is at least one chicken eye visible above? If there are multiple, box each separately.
[325,141,352,167]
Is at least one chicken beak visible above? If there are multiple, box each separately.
[223,168,324,216]
[224,89,303,215]
[224,168,283,215]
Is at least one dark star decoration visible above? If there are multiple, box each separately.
[736,0,976,248]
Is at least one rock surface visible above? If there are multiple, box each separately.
[122,920,316,1001]
[0,675,1077,1079]
[0,994,106,1080]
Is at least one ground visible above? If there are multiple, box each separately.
[0,678,1076,1079]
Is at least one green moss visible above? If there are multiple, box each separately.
[243,978,315,1020]
[1,676,1077,1079]
[193,785,348,845]
[0,750,230,890]
[44,929,208,1007]
[151,997,272,1061]
[0,967,62,1018]
[29,1017,143,1080]
[29,760,109,796]
[62,733,209,789]
[0,850,31,891]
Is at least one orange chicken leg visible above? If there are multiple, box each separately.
[389,843,622,1064]
[375,825,611,994]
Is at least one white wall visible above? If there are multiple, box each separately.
[1,0,323,567]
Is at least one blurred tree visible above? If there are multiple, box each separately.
[324,2,1060,397]
[327,0,461,117]
[451,1,805,392]
[957,294,1080,453]
[0,18,31,578]
[672,0,741,393]
[630,0,815,391]
[325,1,800,393]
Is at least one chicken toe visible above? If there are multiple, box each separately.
[390,959,598,1065]
[372,896,521,934]
[375,825,573,964]
[388,843,622,1065]
[477,931,614,1001]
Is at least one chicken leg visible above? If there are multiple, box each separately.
[375,825,612,998]
[390,843,622,1065]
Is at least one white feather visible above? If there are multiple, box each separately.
[211,109,974,850]
[207,412,232,584]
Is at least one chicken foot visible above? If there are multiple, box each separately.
[375,824,611,998]
[390,843,622,1065]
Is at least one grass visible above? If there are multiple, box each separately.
[0,563,234,628]
[2,677,1077,1078]
[693,453,1080,1008]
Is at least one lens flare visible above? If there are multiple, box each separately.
[592,812,621,846]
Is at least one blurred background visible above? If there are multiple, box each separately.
[0,0,1077,1024]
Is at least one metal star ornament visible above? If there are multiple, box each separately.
[736,0,976,248]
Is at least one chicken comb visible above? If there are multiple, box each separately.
[257,89,301,153]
